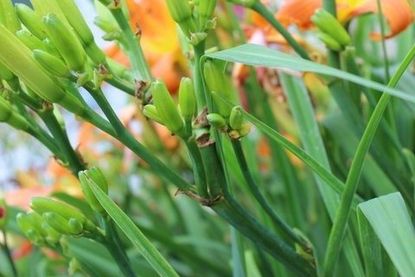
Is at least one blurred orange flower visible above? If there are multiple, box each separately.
[276,0,414,39]
[107,0,187,92]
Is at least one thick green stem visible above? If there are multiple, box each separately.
[184,140,208,197]
[39,109,85,174]
[231,139,309,249]
[193,42,207,111]
[252,2,310,60]
[323,44,415,276]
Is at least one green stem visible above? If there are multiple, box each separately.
[104,219,136,277]
[231,139,309,250]
[323,44,415,276]
[251,2,310,60]
[1,230,18,277]
[26,126,62,159]
[85,87,191,191]
[109,6,151,81]
[39,109,85,174]
[193,42,207,111]
[184,140,208,197]
[322,0,337,17]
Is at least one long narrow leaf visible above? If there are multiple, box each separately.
[358,193,415,277]
[205,43,413,102]
[88,180,179,277]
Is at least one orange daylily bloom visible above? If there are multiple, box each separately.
[276,0,414,39]
[106,0,186,92]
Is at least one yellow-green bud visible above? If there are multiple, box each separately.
[79,167,108,214]
[165,0,196,35]
[199,0,216,28]
[0,0,20,33]
[311,9,351,47]
[203,60,235,117]
[43,13,87,72]
[0,96,30,130]
[151,80,184,134]
[15,4,47,39]
[178,77,196,121]
[229,106,244,130]
[143,104,163,124]
[43,212,83,235]
[316,32,342,51]
[227,0,257,8]
[16,212,46,245]
[41,222,61,244]
[33,49,71,78]
[207,113,227,130]
[16,29,46,51]
[31,197,87,225]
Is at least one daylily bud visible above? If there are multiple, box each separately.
[0,0,20,33]
[79,167,108,214]
[43,212,83,235]
[178,77,196,121]
[16,29,46,51]
[43,13,87,72]
[311,9,351,47]
[31,197,87,225]
[316,32,342,51]
[227,0,257,8]
[207,113,227,130]
[0,25,85,115]
[190,32,208,45]
[143,104,163,124]
[15,4,47,39]
[31,0,70,25]
[41,222,61,244]
[0,198,7,229]
[0,96,30,131]
[16,212,46,245]
[199,0,216,28]
[203,60,235,117]
[229,122,251,139]
[165,0,196,35]
[151,81,184,134]
[33,49,71,78]
[229,106,244,130]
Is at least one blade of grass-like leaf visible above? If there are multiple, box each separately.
[280,73,364,276]
[205,44,414,102]
[88,180,179,277]
[231,228,247,277]
[358,193,415,277]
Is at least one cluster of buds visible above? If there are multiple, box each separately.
[203,60,251,139]
[17,197,98,246]
[165,0,217,44]
[311,9,351,51]
[0,0,113,119]
[143,78,196,139]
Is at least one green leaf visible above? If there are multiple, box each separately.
[358,193,415,277]
[205,43,414,102]
[88,180,179,277]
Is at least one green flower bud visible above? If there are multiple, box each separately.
[43,212,83,235]
[151,80,184,134]
[79,167,108,214]
[16,29,46,51]
[229,106,244,130]
[15,4,47,39]
[31,0,70,25]
[0,198,7,229]
[316,32,342,51]
[0,96,30,131]
[43,13,87,72]
[311,9,351,47]
[0,0,20,33]
[198,0,216,28]
[31,197,87,225]
[16,212,46,244]
[203,60,235,117]
[41,222,62,244]
[227,0,257,8]
[178,77,196,121]
[165,0,196,35]
[33,49,71,78]
[207,113,227,130]
[143,104,163,124]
